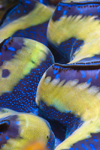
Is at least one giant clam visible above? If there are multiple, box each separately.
[36,0,100,150]
[36,62,100,149]
[1,0,100,150]
[0,108,55,150]
[0,37,54,113]
[0,0,52,46]
[47,0,100,62]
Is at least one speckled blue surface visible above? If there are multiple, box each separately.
[0,37,54,114]
[1,0,100,150]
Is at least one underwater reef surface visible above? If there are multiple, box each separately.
[1,0,100,150]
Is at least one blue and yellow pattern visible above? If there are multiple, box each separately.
[0,0,52,46]
[36,62,100,150]
[47,1,100,62]
[0,108,55,150]
[36,1,100,150]
[2,0,100,149]
[0,37,54,113]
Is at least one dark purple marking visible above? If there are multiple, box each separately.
[0,115,19,149]
[48,43,67,64]
[45,63,100,89]
[0,47,54,114]
[36,0,49,5]
[52,2,100,22]
[2,69,10,78]
[13,21,49,46]
[58,38,84,62]
[1,0,38,28]
[37,0,61,6]
[38,101,83,136]
[68,132,100,150]
[0,37,24,66]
